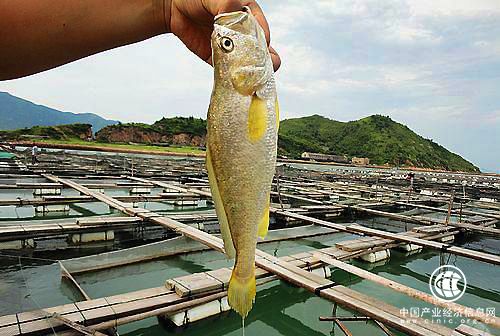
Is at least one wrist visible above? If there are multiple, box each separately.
[162,0,172,33]
[152,0,170,34]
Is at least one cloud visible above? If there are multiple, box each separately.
[407,0,500,17]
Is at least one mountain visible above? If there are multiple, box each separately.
[0,91,477,172]
[0,91,118,131]
[279,114,479,172]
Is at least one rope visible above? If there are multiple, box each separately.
[0,253,58,262]
[218,298,223,313]
[103,297,119,332]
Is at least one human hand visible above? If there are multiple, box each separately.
[165,0,281,71]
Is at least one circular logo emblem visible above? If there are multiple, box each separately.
[429,265,467,302]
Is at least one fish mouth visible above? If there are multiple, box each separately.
[214,7,250,27]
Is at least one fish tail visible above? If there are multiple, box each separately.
[228,268,256,318]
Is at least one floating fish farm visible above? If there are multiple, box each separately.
[0,145,498,336]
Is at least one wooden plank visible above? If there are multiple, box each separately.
[373,320,395,336]
[454,324,494,336]
[167,272,223,297]
[0,323,20,336]
[60,262,91,301]
[104,287,173,306]
[110,295,181,316]
[17,304,79,323]
[0,314,17,328]
[206,268,232,288]
[336,237,393,252]
[19,311,86,335]
[332,318,353,336]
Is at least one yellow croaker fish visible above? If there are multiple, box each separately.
[207,7,278,317]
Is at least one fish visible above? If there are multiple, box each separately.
[206,7,279,318]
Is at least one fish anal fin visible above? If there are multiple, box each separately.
[257,195,270,239]
[206,147,236,258]
[275,96,280,133]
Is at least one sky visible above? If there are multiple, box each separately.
[0,0,499,172]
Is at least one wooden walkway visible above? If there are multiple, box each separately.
[272,208,500,265]
[0,212,218,242]
[0,192,205,206]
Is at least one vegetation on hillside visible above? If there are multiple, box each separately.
[0,123,92,141]
[278,115,479,172]
[153,117,206,136]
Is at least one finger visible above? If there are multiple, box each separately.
[202,0,243,17]
[269,46,281,71]
[243,1,271,46]
[206,54,213,66]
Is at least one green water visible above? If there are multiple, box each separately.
[0,151,14,159]
[2,232,498,336]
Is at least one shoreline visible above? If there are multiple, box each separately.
[2,140,205,158]
[2,141,497,176]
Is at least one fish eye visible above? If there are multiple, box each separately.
[220,37,234,52]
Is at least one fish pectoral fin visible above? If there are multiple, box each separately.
[247,94,268,143]
[257,195,270,239]
[206,148,236,259]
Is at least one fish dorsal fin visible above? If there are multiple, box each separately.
[206,147,236,258]
[257,193,270,239]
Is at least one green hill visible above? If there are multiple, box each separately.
[278,115,479,172]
